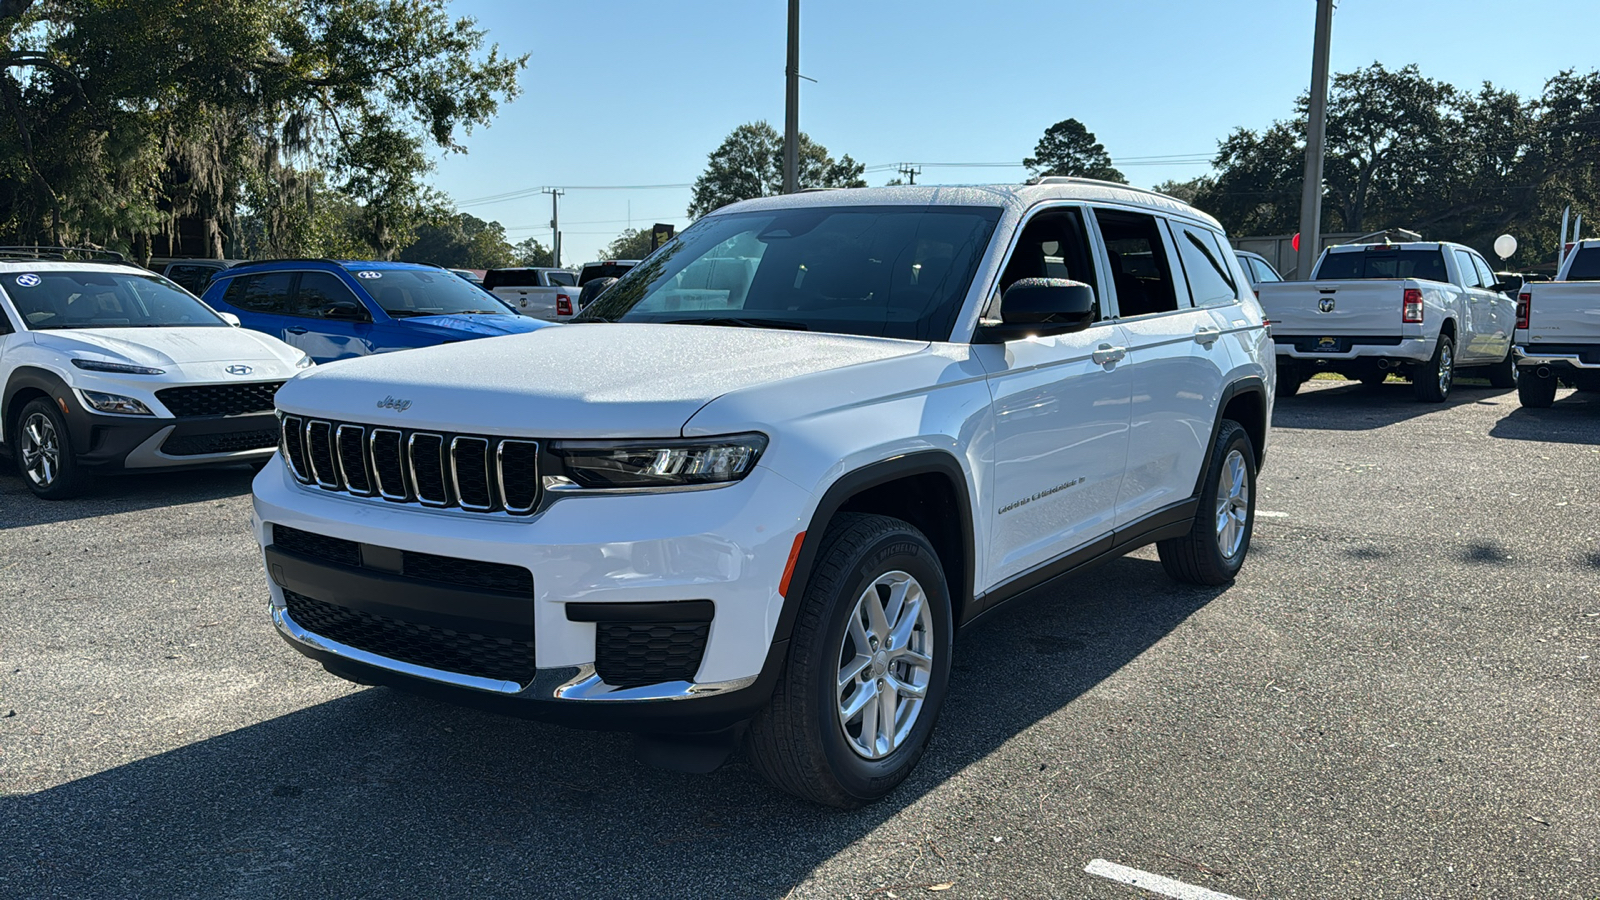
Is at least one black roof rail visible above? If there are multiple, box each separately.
[0,245,128,263]
[231,257,348,268]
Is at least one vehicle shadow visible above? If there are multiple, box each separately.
[1273,378,1511,431]
[1489,392,1600,446]
[0,556,1225,899]
[0,465,255,530]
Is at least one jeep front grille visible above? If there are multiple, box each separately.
[279,415,540,515]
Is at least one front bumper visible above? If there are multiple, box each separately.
[252,457,811,731]
[64,403,278,471]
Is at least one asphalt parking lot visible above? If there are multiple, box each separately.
[2,379,1597,900]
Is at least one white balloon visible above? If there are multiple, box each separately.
[1494,234,1518,260]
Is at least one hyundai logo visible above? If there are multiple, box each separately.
[1318,297,1336,313]
[225,364,253,376]
[377,395,413,412]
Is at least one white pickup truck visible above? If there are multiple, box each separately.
[1513,239,1600,407]
[483,267,579,321]
[1259,241,1519,402]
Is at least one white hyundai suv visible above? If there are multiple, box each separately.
[256,180,1272,806]
[0,254,312,498]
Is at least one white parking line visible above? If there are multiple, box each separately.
[1084,859,1248,900]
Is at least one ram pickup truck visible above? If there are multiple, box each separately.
[1258,241,1519,401]
[255,179,1272,807]
[483,267,580,320]
[1513,239,1600,407]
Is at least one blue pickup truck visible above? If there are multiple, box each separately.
[201,260,551,363]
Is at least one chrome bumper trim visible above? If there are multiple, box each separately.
[1513,348,1600,369]
[273,606,758,702]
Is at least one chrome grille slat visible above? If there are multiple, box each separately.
[279,416,538,515]
[370,428,408,501]
[305,420,340,489]
[281,415,310,483]
[408,432,449,507]
[450,437,494,511]
[335,425,372,496]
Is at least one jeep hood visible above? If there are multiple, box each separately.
[275,323,928,437]
[28,326,301,367]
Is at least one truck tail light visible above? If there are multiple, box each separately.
[556,295,573,317]
[1516,291,1531,329]
[1402,288,1424,324]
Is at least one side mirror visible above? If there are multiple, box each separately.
[974,279,1097,343]
[217,312,241,327]
[1490,277,1523,295]
[324,300,369,322]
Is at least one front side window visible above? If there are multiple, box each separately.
[575,206,1003,340]
[355,269,514,318]
[1471,254,1498,290]
[1174,223,1239,307]
[3,270,226,330]
[990,206,1102,320]
[1094,209,1182,317]
[1454,250,1484,288]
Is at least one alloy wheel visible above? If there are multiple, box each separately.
[1214,448,1250,559]
[19,412,60,488]
[836,570,934,760]
[1439,342,1454,395]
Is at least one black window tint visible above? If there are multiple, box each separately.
[547,271,576,286]
[1175,224,1238,307]
[165,264,217,294]
[225,273,293,314]
[1316,249,1448,282]
[1567,248,1600,281]
[995,207,1100,318]
[292,272,366,319]
[484,269,540,289]
[579,263,635,285]
[1095,210,1181,317]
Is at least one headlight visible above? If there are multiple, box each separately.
[81,391,154,416]
[548,433,768,490]
[294,353,314,369]
[71,359,165,375]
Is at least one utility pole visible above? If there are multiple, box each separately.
[783,0,799,194]
[897,164,921,185]
[1295,0,1334,281]
[543,188,565,267]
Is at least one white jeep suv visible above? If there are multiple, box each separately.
[256,180,1272,806]
[0,255,312,498]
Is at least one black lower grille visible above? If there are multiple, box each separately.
[284,590,535,685]
[161,429,279,456]
[595,622,710,688]
[157,382,284,417]
[270,525,532,595]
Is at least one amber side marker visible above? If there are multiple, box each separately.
[778,532,806,597]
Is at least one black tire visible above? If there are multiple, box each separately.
[1486,346,1519,389]
[745,513,954,808]
[13,398,93,499]
[1517,370,1558,408]
[1274,361,1304,398]
[1157,420,1256,586]
[1412,334,1455,403]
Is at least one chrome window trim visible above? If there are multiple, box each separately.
[334,424,373,496]
[450,435,494,511]
[407,432,450,507]
[496,439,540,514]
[369,428,409,501]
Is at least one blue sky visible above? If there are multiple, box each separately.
[432,0,1600,262]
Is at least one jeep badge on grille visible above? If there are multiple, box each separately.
[376,396,413,412]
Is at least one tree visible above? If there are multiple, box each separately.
[688,121,866,218]
[399,212,516,269]
[599,227,654,261]
[511,236,553,267]
[0,0,525,258]
[1153,177,1213,206]
[1023,119,1127,183]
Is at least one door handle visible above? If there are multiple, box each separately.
[1194,327,1222,346]
[1092,344,1127,365]
[286,326,308,335]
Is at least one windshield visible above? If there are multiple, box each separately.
[351,268,514,317]
[574,206,1003,340]
[2,270,226,330]
[1316,249,1448,282]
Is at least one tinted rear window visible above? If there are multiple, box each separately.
[579,263,634,285]
[1316,249,1448,282]
[1567,248,1600,281]
[484,269,544,289]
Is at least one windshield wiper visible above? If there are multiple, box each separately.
[665,316,809,331]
